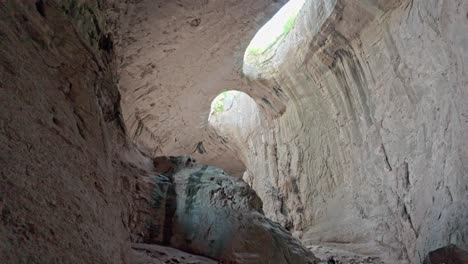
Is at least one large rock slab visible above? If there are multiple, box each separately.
[140,156,318,264]
[116,1,468,262]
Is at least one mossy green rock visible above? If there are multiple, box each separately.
[149,157,318,264]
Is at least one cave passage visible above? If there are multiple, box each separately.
[1,0,467,263]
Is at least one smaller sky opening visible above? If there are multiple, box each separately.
[208,90,242,122]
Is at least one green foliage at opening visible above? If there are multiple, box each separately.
[209,90,241,117]
[246,12,299,57]
[283,12,298,35]
[211,92,227,115]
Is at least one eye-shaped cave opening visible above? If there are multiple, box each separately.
[208,90,259,126]
[206,90,261,176]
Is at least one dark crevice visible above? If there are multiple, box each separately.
[403,161,410,190]
[381,144,392,171]
[162,181,176,245]
[99,33,114,52]
[402,204,418,237]
[35,0,46,17]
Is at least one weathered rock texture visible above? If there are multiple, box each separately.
[0,0,136,262]
[1,1,320,264]
[117,0,468,263]
[132,243,217,264]
[117,0,288,176]
[4,0,467,263]
[240,0,468,263]
[136,156,318,264]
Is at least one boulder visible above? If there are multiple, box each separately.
[423,244,468,264]
[142,156,318,264]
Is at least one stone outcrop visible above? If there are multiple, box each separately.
[134,156,318,264]
[0,0,137,262]
[236,0,468,263]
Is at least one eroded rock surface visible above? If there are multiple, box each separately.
[116,0,288,176]
[132,243,217,264]
[116,0,468,263]
[238,1,468,263]
[3,0,467,263]
[134,156,318,264]
[0,0,136,262]
[1,1,289,263]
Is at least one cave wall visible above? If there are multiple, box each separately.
[112,0,468,262]
[0,1,325,263]
[0,1,141,262]
[237,0,468,263]
[28,0,466,263]
[116,0,290,177]
[143,156,318,263]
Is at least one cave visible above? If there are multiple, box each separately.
[1,0,467,263]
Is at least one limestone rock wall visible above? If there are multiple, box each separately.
[0,0,140,262]
[0,1,228,263]
[116,0,289,177]
[0,1,320,263]
[113,0,468,262]
[20,0,465,263]
[234,0,468,263]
